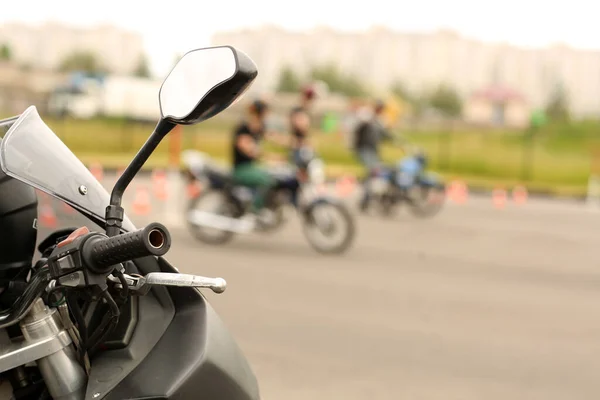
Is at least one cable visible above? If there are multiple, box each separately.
[114,269,129,300]
[103,290,120,318]
[47,286,67,307]
[65,293,88,368]
[87,317,118,358]
[85,291,120,353]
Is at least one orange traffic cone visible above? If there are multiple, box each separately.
[512,185,528,205]
[448,180,468,204]
[186,181,202,199]
[132,186,152,216]
[151,169,168,201]
[336,175,356,198]
[492,187,507,209]
[39,204,58,228]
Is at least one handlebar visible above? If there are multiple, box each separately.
[0,222,218,331]
[82,223,172,274]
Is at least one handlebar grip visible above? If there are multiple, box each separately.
[83,223,172,273]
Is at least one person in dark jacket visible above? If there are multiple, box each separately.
[353,99,394,212]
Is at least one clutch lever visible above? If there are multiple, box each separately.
[108,272,227,295]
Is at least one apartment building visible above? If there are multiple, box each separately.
[211,26,600,118]
[0,21,145,75]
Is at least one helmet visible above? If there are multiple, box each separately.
[0,169,38,271]
[249,99,269,117]
[374,99,386,114]
[301,85,317,101]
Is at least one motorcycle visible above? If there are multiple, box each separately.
[0,45,261,399]
[365,151,446,218]
[183,147,356,254]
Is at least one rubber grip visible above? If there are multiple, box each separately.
[84,222,171,273]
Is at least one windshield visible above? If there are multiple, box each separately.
[0,106,136,232]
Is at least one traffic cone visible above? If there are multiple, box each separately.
[151,169,168,201]
[39,204,58,228]
[512,185,528,205]
[447,181,456,202]
[336,175,356,198]
[89,162,104,182]
[132,186,152,216]
[448,180,468,204]
[492,187,507,209]
[186,181,202,199]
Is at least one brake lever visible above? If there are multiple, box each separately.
[108,272,227,295]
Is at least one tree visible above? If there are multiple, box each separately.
[59,51,107,74]
[276,66,301,93]
[0,44,12,61]
[310,65,368,97]
[391,80,427,118]
[133,54,151,78]
[391,81,413,102]
[545,83,570,121]
[427,84,462,118]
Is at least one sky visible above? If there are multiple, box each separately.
[1,0,598,77]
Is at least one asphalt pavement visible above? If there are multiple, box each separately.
[33,175,600,400]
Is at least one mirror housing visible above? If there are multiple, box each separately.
[159,45,258,125]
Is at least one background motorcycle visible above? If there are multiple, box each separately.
[366,150,447,218]
[0,45,261,400]
[184,147,356,254]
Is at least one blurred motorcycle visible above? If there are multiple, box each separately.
[183,147,356,254]
[365,150,447,218]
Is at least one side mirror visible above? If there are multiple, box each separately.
[106,45,257,237]
[159,45,258,125]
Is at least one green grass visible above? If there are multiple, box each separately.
[41,116,600,197]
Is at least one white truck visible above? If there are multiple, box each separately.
[48,74,163,122]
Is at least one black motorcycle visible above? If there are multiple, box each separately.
[0,45,261,399]
[183,147,356,254]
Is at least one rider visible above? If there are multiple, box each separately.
[231,99,276,214]
[289,84,318,168]
[353,99,395,211]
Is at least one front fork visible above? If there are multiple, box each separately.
[0,298,87,400]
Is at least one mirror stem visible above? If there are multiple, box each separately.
[105,119,176,236]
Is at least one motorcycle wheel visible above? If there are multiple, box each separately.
[408,183,446,218]
[302,201,355,255]
[186,190,238,245]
